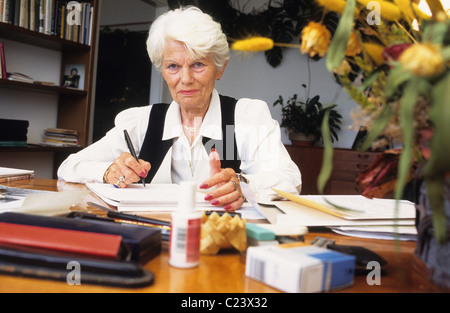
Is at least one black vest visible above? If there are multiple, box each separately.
[139,95,241,183]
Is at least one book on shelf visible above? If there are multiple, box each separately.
[42,127,80,147]
[4,71,56,85]
[1,1,95,46]
[0,41,6,79]
[0,118,28,146]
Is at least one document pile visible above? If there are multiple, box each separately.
[87,183,214,211]
[271,189,417,241]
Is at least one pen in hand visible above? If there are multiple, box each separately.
[123,129,146,187]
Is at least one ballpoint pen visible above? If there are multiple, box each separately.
[123,129,146,187]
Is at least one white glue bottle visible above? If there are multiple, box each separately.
[169,181,202,268]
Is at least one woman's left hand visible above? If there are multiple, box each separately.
[199,149,245,211]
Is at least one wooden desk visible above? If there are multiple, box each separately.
[0,179,447,293]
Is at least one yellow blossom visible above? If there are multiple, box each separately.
[316,0,360,15]
[334,59,352,75]
[357,0,402,21]
[345,32,363,57]
[363,43,385,65]
[231,37,274,52]
[300,22,331,58]
[399,43,445,78]
[393,0,431,21]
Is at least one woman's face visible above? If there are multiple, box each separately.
[161,39,226,113]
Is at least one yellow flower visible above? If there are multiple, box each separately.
[334,59,352,75]
[345,32,362,57]
[300,22,331,58]
[357,0,402,21]
[231,37,274,52]
[393,0,430,21]
[363,43,385,65]
[316,0,347,13]
[399,43,445,78]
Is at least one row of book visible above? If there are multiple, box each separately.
[42,127,79,147]
[0,0,94,45]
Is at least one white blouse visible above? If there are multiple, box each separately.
[57,89,302,200]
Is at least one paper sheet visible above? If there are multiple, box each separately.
[0,184,88,216]
[272,189,416,220]
[86,183,266,219]
[274,200,416,227]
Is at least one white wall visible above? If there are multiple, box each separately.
[217,47,359,148]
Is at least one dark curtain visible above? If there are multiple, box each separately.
[93,28,151,142]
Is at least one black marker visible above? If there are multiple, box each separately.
[124,129,146,187]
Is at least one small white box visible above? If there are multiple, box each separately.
[245,245,355,293]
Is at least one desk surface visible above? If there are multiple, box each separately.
[0,179,447,293]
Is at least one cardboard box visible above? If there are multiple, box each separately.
[245,245,355,293]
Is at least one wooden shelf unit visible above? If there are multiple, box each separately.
[286,144,380,195]
[0,1,99,176]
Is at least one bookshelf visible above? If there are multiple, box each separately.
[0,1,99,177]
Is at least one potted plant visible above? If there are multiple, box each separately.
[273,84,343,146]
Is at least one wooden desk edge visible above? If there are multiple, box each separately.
[0,178,448,293]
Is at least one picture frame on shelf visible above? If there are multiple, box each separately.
[62,63,85,89]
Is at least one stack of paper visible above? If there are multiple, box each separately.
[271,189,417,241]
[87,183,214,211]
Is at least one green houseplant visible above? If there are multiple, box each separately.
[273,84,343,145]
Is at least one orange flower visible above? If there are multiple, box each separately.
[345,32,362,57]
[300,22,331,58]
[399,43,445,78]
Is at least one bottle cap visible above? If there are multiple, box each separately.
[178,180,196,212]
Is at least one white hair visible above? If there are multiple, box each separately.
[146,6,229,71]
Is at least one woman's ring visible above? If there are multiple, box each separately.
[230,181,238,191]
[119,176,126,182]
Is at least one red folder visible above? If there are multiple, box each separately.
[0,222,128,260]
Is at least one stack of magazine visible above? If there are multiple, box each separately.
[42,128,79,147]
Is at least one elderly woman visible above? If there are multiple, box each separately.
[58,6,301,210]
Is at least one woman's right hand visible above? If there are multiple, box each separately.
[103,152,150,188]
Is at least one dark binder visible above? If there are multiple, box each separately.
[0,212,161,264]
[0,245,154,288]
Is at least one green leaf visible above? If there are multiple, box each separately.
[423,21,448,45]
[424,72,450,243]
[326,0,356,72]
[441,46,450,61]
[318,110,333,194]
[394,78,428,201]
[385,66,412,97]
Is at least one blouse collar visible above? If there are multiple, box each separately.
[162,89,222,141]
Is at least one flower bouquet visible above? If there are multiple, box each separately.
[231,0,450,287]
